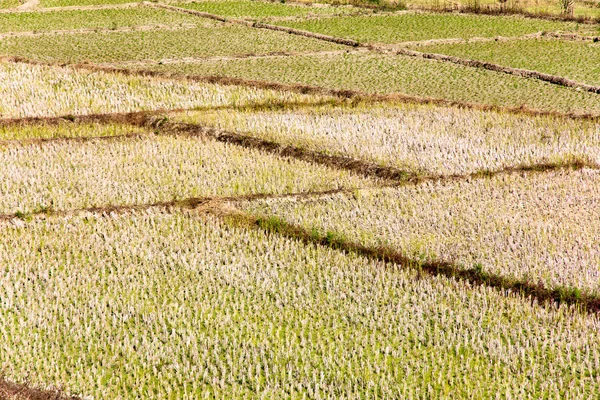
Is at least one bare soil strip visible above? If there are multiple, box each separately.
[0,188,352,223]
[397,31,600,48]
[3,55,600,122]
[0,2,140,13]
[0,24,196,39]
[407,5,600,25]
[218,201,600,314]
[382,46,600,95]
[0,378,78,400]
[106,49,367,67]
[392,32,544,47]
[15,0,38,11]
[544,31,600,42]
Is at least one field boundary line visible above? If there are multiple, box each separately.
[3,56,600,122]
[406,5,600,25]
[152,122,600,184]
[143,2,361,46]
[381,46,600,94]
[0,188,356,223]
[0,24,197,39]
[0,2,141,13]
[396,31,600,47]
[15,0,38,10]
[105,49,367,67]
[543,31,600,42]
[0,161,593,222]
[151,121,600,182]
[1,113,596,189]
[0,108,187,127]
[0,98,347,128]
[0,130,153,147]
[138,2,600,94]
[215,202,600,314]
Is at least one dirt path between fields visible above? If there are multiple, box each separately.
[105,48,367,67]
[15,0,38,10]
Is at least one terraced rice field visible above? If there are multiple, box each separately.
[135,52,600,114]
[410,39,600,86]
[0,22,343,63]
[173,103,600,175]
[1,1,600,398]
[270,13,582,43]
[0,7,200,32]
[173,0,358,19]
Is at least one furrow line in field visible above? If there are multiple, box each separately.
[0,24,197,39]
[0,97,345,128]
[216,203,600,313]
[378,46,600,95]
[0,189,353,223]
[0,108,182,128]
[149,121,600,184]
[4,56,600,122]
[0,130,151,147]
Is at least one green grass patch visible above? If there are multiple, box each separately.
[39,0,138,7]
[0,122,145,141]
[173,0,356,18]
[412,39,600,85]
[0,22,343,62]
[273,13,582,44]
[134,52,600,115]
[0,8,201,33]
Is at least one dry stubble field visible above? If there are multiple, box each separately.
[1,0,600,398]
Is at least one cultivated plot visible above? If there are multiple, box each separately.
[0,0,19,8]
[271,13,582,44]
[173,103,600,175]
[242,168,600,296]
[38,0,137,8]
[0,62,327,118]
[413,39,600,86]
[0,7,201,33]
[172,0,358,19]
[1,211,600,398]
[0,20,343,63]
[135,52,600,115]
[0,133,376,214]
